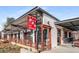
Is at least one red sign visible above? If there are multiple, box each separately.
[27,16,36,30]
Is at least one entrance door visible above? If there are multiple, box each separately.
[42,27,51,49]
[36,25,51,50]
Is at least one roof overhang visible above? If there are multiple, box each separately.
[55,17,79,31]
[4,6,60,31]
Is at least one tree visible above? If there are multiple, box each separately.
[4,17,15,27]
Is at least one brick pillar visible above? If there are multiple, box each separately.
[34,31,37,49]
[41,26,44,50]
[60,29,64,45]
[48,28,51,49]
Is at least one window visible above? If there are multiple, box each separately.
[24,30,33,41]
[69,32,72,37]
[64,31,67,38]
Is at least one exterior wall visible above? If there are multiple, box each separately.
[43,13,58,48]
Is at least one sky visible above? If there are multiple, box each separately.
[0,6,79,31]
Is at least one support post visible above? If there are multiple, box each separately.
[16,32,19,43]
[41,25,44,50]
[20,31,24,44]
[34,31,37,49]
[13,34,15,42]
[1,32,4,39]
[7,34,10,40]
[48,28,51,49]
[32,30,35,47]
[60,29,64,45]
[67,31,69,38]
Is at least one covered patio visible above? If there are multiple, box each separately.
[56,17,79,46]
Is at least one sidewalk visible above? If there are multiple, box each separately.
[41,45,79,53]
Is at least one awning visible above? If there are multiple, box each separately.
[55,17,79,31]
